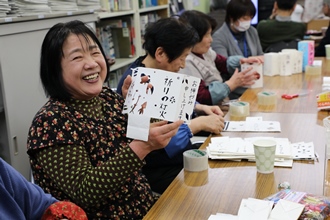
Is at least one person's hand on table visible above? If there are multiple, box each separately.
[194,104,224,116]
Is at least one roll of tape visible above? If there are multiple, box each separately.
[183,149,208,172]
[229,101,250,117]
[257,91,277,106]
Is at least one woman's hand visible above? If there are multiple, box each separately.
[240,55,264,64]
[189,114,225,134]
[129,120,183,159]
[225,67,258,91]
[194,104,224,116]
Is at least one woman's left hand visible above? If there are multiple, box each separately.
[240,55,264,64]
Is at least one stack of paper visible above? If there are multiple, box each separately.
[0,0,10,17]
[207,136,316,167]
[13,0,51,16]
[8,0,18,16]
[76,0,101,11]
[48,0,78,12]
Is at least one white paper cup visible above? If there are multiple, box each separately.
[326,45,330,60]
[253,139,277,174]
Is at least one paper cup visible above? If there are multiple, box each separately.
[326,45,330,60]
[253,139,277,174]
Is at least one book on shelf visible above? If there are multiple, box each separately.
[97,17,136,59]
[101,0,132,12]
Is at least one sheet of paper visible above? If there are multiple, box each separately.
[223,121,281,132]
[268,199,305,220]
[126,115,150,141]
[237,198,273,220]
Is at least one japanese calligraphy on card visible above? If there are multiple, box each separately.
[123,67,201,122]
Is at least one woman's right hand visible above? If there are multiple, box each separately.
[129,120,183,159]
[225,67,258,91]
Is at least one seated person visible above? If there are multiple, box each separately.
[211,0,263,58]
[208,0,228,33]
[178,10,263,103]
[315,0,330,56]
[257,0,307,51]
[117,17,225,194]
[27,20,183,219]
[0,158,87,220]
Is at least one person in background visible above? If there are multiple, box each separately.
[117,17,225,194]
[179,10,263,104]
[27,20,183,219]
[257,0,307,51]
[211,0,263,58]
[208,0,228,33]
[315,0,330,56]
[290,3,304,22]
[258,0,276,21]
[0,157,87,220]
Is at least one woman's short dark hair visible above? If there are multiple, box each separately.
[276,0,297,10]
[40,20,109,100]
[225,0,256,23]
[179,10,217,43]
[143,17,199,62]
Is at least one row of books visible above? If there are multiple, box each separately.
[100,0,167,13]
[96,17,136,59]
[100,0,131,12]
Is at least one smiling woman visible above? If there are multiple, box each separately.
[26,20,183,219]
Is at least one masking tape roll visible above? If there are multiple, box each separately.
[183,149,208,172]
[229,101,250,117]
[257,92,277,106]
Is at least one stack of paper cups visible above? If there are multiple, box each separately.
[257,92,277,106]
[229,101,250,121]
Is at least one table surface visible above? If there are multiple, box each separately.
[143,57,330,220]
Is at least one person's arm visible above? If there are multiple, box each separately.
[196,80,213,105]
[214,54,230,80]
[34,117,182,210]
[0,158,57,220]
[208,80,231,104]
[315,26,330,56]
[164,123,193,158]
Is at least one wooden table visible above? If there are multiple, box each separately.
[143,58,330,220]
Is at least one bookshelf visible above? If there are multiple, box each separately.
[96,0,170,86]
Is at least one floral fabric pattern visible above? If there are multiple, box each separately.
[27,87,156,219]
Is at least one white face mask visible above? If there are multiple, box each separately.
[234,20,251,32]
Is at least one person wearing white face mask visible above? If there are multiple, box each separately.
[211,0,263,58]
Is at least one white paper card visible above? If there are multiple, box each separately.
[237,198,273,220]
[126,115,150,141]
[123,67,200,122]
[268,199,304,220]
[241,63,263,88]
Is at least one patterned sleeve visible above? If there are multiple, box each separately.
[41,201,88,220]
[36,144,145,209]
